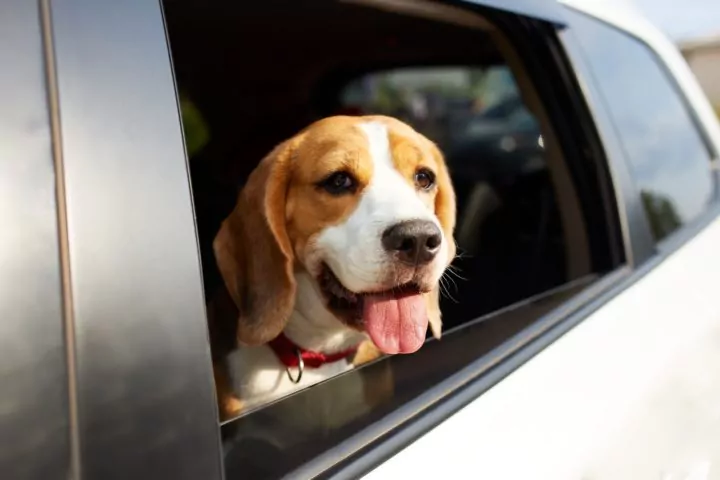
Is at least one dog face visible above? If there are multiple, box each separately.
[214,115,456,354]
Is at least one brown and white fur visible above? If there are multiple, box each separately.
[210,115,456,420]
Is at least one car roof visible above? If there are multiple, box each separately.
[559,0,657,40]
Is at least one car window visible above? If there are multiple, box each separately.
[568,11,715,242]
[162,0,623,477]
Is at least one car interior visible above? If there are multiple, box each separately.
[165,0,593,325]
[162,0,616,475]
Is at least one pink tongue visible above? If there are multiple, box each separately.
[363,293,428,354]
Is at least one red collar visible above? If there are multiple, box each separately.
[268,333,358,369]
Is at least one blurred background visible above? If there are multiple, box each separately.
[635,0,720,118]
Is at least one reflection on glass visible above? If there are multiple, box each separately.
[569,12,714,241]
[641,190,682,241]
[339,66,568,330]
[340,66,547,185]
[340,66,541,158]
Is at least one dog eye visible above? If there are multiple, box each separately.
[414,168,435,190]
[319,171,356,195]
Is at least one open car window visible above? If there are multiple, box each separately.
[158,0,626,474]
[159,0,624,474]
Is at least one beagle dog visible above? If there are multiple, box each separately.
[210,115,456,420]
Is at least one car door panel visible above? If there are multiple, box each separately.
[365,213,720,480]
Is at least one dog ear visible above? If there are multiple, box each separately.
[431,142,457,263]
[427,143,457,340]
[425,287,443,340]
[213,139,298,346]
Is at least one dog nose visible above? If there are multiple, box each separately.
[382,220,442,265]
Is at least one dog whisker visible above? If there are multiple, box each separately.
[445,267,468,282]
[443,272,460,294]
[438,276,459,303]
[452,246,472,260]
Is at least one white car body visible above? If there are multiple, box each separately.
[366,1,720,478]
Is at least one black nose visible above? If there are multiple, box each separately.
[382,220,442,265]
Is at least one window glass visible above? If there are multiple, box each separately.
[339,65,575,329]
[569,12,714,242]
[340,66,531,153]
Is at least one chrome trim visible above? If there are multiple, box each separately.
[40,0,81,477]
[0,1,70,477]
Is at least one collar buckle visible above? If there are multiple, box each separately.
[286,348,304,384]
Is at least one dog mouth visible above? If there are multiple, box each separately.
[318,264,429,355]
[318,265,422,309]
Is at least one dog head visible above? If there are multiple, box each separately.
[214,115,456,354]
